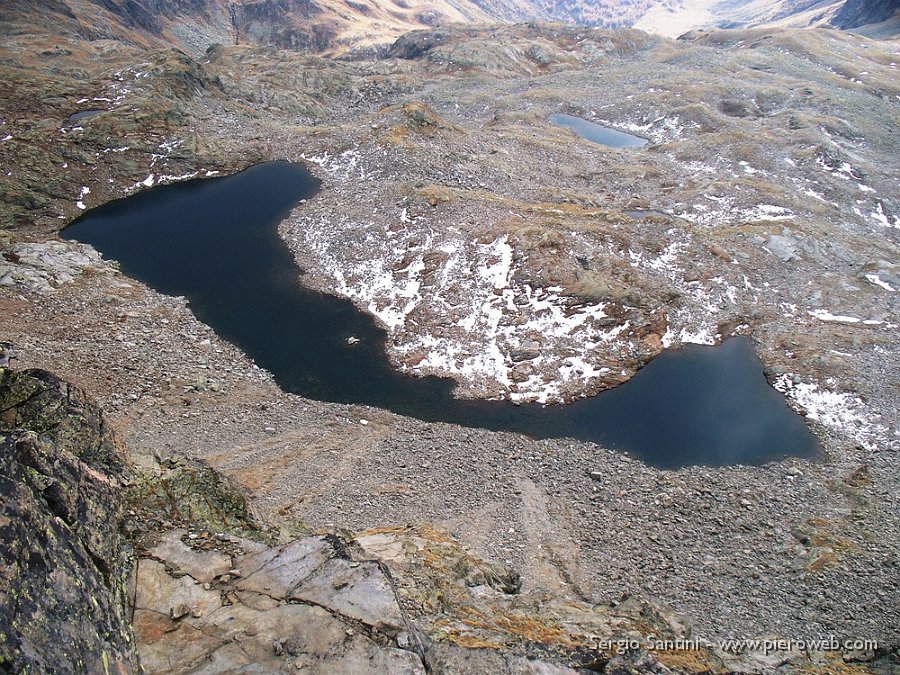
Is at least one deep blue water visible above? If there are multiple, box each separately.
[61,162,819,468]
[550,113,648,148]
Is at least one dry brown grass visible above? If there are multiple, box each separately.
[359,525,408,537]
[360,523,456,544]
[565,271,628,304]
[654,648,725,673]
[798,517,860,573]
[454,605,581,648]
[442,633,504,650]
[408,187,641,244]
[386,124,411,146]
[415,185,461,205]
[793,652,875,675]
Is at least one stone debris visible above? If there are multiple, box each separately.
[0,241,112,292]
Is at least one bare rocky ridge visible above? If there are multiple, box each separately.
[0,8,899,674]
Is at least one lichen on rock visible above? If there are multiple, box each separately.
[0,367,137,673]
[124,452,276,547]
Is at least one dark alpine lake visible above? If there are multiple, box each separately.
[62,161,819,468]
[550,113,648,148]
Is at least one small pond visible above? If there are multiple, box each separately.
[67,110,103,124]
[550,113,648,148]
[62,162,819,468]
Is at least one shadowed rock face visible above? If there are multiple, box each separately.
[388,28,452,58]
[230,0,336,52]
[0,369,126,469]
[0,368,137,674]
[833,0,899,28]
[89,0,218,34]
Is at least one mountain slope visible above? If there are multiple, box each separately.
[709,0,844,28]
[2,0,895,63]
[831,0,900,37]
[533,0,899,36]
[0,0,523,58]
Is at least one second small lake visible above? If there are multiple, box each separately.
[550,113,648,148]
[67,110,103,124]
[62,162,819,468]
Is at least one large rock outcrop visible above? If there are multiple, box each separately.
[0,368,138,674]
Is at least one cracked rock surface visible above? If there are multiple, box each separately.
[131,522,702,674]
[133,531,426,673]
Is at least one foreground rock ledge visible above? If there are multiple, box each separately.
[0,367,137,674]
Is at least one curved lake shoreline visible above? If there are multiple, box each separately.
[62,161,820,468]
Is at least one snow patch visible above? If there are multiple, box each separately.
[870,202,897,229]
[662,326,717,347]
[774,375,881,448]
[125,174,156,193]
[157,172,200,183]
[808,310,860,323]
[742,204,794,221]
[299,212,628,402]
[606,114,691,143]
[76,186,90,210]
[300,148,371,181]
[676,194,794,226]
[647,240,683,278]
[865,274,896,292]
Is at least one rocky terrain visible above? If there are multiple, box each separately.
[0,366,811,674]
[1,4,899,674]
[3,367,898,673]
